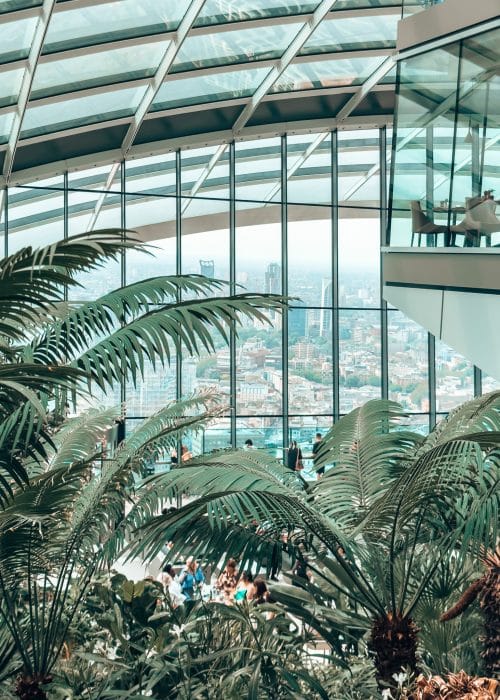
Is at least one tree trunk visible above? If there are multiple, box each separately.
[15,673,52,700]
[368,612,419,689]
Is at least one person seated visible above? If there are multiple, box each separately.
[234,571,255,601]
[252,578,270,606]
[216,558,239,604]
[157,564,185,608]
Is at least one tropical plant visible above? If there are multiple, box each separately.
[0,230,286,698]
[49,572,329,700]
[128,397,500,692]
[440,548,500,678]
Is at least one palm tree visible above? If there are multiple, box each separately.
[0,230,286,698]
[440,548,500,678]
[128,397,500,691]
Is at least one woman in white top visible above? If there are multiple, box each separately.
[158,564,185,608]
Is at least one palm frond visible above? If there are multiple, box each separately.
[31,275,232,365]
[70,293,285,392]
[41,407,121,473]
[422,391,500,451]
[310,400,423,530]
[0,230,146,343]
[358,436,498,559]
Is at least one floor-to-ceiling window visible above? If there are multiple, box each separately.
[6,127,484,456]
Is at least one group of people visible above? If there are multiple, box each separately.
[158,556,271,609]
[215,558,270,606]
[158,556,205,607]
[286,433,325,477]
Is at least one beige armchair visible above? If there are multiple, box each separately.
[410,200,447,246]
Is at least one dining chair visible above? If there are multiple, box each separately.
[461,197,500,246]
[410,200,447,246]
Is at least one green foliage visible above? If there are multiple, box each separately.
[0,230,286,697]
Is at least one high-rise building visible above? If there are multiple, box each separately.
[265,263,281,295]
[200,260,215,278]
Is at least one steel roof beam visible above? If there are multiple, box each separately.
[3,0,56,182]
[263,131,330,203]
[120,0,206,157]
[335,54,395,123]
[180,144,228,215]
[85,162,120,232]
[2,114,392,188]
[232,0,339,134]
[178,0,340,210]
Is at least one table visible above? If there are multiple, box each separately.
[433,205,465,246]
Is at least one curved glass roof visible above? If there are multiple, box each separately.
[0,0,416,183]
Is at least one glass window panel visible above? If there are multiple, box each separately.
[182,329,230,402]
[196,0,317,25]
[126,358,177,417]
[0,1,42,11]
[235,417,283,458]
[481,372,500,393]
[22,85,147,138]
[339,129,380,205]
[125,194,177,232]
[235,321,283,417]
[288,419,333,478]
[76,383,121,415]
[287,205,331,302]
[182,225,229,278]
[0,67,24,108]
[396,414,430,435]
[69,191,121,300]
[68,163,121,192]
[388,310,429,412]
[0,110,14,144]
[236,214,281,416]
[7,184,64,253]
[32,42,166,99]
[44,0,190,53]
[126,234,176,285]
[287,133,331,205]
[236,137,281,201]
[289,308,333,416]
[338,215,380,308]
[272,55,385,94]
[339,310,381,414]
[302,14,398,55]
[204,418,231,452]
[435,340,474,412]
[0,14,37,63]
[182,143,229,202]
[126,152,177,196]
[151,66,269,111]
[173,23,300,72]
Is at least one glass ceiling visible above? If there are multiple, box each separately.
[0,0,418,183]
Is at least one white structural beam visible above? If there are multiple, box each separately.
[3,0,56,182]
[120,0,206,157]
[263,132,330,203]
[85,162,121,233]
[336,54,394,123]
[181,144,228,215]
[181,0,339,210]
[232,0,338,134]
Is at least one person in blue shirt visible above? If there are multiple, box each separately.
[179,556,205,600]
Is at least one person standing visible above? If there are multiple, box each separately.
[286,440,303,471]
[312,432,324,478]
